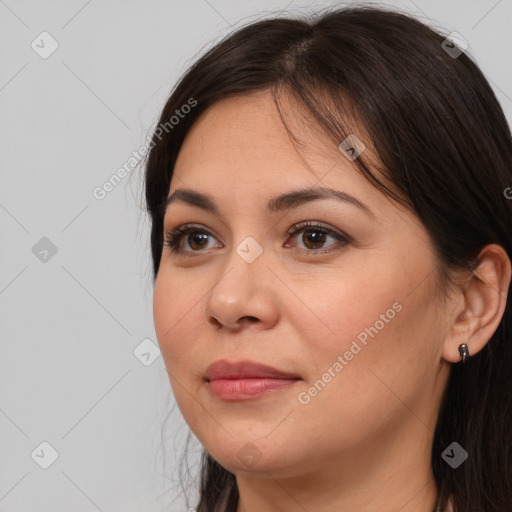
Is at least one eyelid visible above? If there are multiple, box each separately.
[286,220,351,241]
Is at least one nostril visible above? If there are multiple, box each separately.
[209,315,259,330]
[209,317,222,329]
[241,316,258,323]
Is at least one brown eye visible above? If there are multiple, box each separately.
[300,228,328,250]
[187,232,209,250]
[164,225,221,254]
[286,222,350,254]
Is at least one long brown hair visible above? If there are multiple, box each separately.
[144,6,512,511]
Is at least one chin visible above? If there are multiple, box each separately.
[204,439,305,478]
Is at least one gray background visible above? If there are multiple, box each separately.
[1,1,511,511]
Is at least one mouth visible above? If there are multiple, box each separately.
[204,359,301,401]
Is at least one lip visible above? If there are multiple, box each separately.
[204,359,300,381]
[204,359,301,401]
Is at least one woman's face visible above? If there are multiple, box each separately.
[153,90,452,481]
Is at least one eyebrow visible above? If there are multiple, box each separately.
[162,187,375,218]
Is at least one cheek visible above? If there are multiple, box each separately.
[153,274,210,426]
[290,262,403,360]
[309,245,436,353]
[153,272,203,374]
[291,266,440,434]
[291,251,437,375]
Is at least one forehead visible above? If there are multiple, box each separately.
[171,91,381,204]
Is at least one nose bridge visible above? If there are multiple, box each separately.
[219,205,269,271]
[204,232,276,329]
[214,233,266,297]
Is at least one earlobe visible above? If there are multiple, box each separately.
[441,244,511,364]
[442,315,479,364]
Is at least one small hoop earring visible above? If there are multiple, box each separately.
[458,343,470,364]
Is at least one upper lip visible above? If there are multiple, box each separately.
[204,359,301,381]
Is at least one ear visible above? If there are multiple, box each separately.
[442,243,511,363]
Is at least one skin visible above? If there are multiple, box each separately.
[152,90,511,512]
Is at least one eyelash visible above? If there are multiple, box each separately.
[163,221,350,257]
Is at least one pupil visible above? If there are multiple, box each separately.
[190,233,208,249]
[304,229,325,249]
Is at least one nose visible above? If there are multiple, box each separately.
[204,247,280,332]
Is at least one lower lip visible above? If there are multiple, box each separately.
[207,378,300,401]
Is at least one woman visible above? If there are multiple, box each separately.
[143,5,512,511]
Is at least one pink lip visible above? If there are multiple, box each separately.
[204,359,301,401]
[204,359,300,380]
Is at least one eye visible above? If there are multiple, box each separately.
[164,224,220,255]
[163,221,350,257]
[285,221,350,255]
